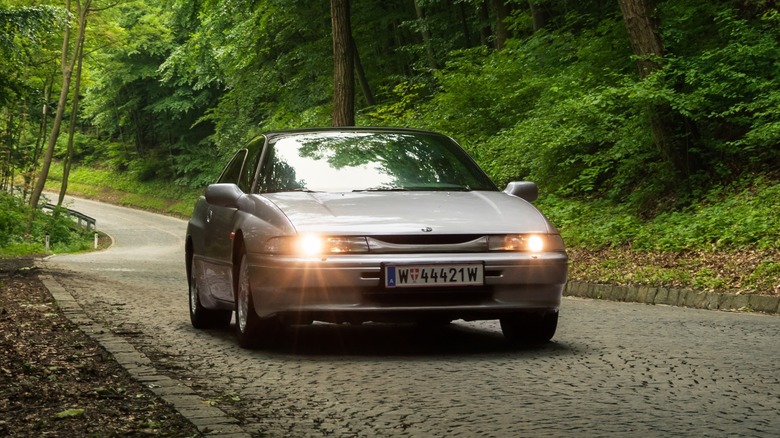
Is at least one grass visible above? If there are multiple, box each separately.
[44,162,201,219]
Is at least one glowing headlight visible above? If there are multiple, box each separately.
[488,234,564,253]
[297,235,324,256]
[263,235,369,255]
[527,235,544,252]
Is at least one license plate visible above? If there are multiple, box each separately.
[384,263,484,288]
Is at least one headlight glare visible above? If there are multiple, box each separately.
[488,234,563,252]
[527,235,544,252]
[263,235,369,255]
[297,234,323,256]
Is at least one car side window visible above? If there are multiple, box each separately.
[240,137,264,193]
[217,150,247,186]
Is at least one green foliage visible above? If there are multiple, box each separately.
[0,4,65,105]
[0,192,93,256]
[632,178,780,251]
[539,175,780,252]
[45,161,201,218]
[0,191,28,247]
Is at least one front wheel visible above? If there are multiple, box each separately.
[189,258,232,329]
[235,253,281,349]
[500,311,558,344]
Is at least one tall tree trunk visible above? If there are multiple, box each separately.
[413,0,439,69]
[58,15,87,207]
[618,0,692,180]
[618,0,663,79]
[29,0,92,210]
[493,0,512,50]
[331,0,355,126]
[353,38,375,106]
[529,1,548,33]
[456,1,472,47]
[479,1,491,47]
[8,104,30,193]
[1,110,14,192]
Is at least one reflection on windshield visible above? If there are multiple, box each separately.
[256,132,497,193]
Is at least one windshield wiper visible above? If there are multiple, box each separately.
[353,187,410,192]
[430,184,472,191]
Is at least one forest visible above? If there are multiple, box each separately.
[1,0,779,292]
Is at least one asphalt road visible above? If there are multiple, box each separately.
[44,195,780,437]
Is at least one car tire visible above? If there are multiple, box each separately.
[189,259,232,329]
[235,253,280,349]
[500,311,558,344]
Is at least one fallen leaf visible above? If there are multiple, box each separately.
[54,408,85,419]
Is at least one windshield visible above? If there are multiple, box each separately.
[255,131,497,193]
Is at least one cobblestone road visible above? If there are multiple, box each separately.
[44,196,780,437]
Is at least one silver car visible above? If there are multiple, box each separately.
[185,128,567,348]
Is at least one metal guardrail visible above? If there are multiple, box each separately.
[42,203,97,231]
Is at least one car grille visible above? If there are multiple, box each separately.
[367,235,488,253]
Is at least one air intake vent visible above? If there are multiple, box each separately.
[367,235,488,253]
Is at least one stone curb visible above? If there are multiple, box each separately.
[565,281,780,314]
[39,274,251,438]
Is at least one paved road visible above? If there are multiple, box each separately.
[44,196,780,437]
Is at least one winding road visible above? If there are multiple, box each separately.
[43,195,780,437]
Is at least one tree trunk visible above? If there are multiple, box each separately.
[29,0,92,210]
[353,38,375,106]
[58,11,88,207]
[413,0,439,69]
[23,73,54,202]
[617,0,663,79]
[479,1,491,47]
[457,1,472,47]
[529,1,548,33]
[331,0,355,126]
[1,110,14,192]
[493,0,512,50]
[618,0,692,180]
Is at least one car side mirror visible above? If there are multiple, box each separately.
[205,183,243,208]
[504,181,538,202]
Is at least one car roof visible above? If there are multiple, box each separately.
[261,127,453,142]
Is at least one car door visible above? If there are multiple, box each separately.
[201,149,247,302]
[202,137,265,302]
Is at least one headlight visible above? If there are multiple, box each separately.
[262,235,369,255]
[488,234,565,253]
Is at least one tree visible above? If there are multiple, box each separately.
[617,0,663,79]
[30,0,92,210]
[618,0,693,182]
[57,14,87,207]
[0,5,62,106]
[492,0,512,49]
[0,4,62,193]
[528,1,548,33]
[413,0,439,69]
[331,0,355,126]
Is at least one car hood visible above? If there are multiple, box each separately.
[260,191,555,235]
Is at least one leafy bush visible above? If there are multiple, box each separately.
[540,175,779,252]
[0,192,94,256]
[0,192,28,247]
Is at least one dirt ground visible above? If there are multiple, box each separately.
[0,257,201,437]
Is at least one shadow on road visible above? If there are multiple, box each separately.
[194,321,575,358]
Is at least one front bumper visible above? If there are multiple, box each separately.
[245,251,568,323]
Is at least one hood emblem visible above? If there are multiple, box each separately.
[421,227,433,232]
